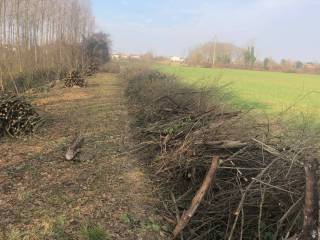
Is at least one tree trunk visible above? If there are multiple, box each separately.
[299,159,319,240]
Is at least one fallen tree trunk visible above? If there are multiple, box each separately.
[173,156,220,239]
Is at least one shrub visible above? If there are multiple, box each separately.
[83,32,111,67]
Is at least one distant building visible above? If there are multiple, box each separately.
[121,54,129,59]
[130,55,141,60]
[304,62,317,70]
[111,54,120,60]
[111,53,143,60]
[170,56,184,63]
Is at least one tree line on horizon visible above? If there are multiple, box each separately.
[186,40,320,74]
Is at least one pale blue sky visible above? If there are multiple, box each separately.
[92,0,320,62]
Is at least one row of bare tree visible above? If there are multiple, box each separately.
[187,41,320,74]
[187,41,245,67]
[0,0,95,92]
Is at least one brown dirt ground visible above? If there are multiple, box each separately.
[0,73,168,240]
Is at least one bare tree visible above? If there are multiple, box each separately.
[187,41,243,67]
[0,0,96,92]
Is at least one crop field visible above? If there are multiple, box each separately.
[158,65,320,115]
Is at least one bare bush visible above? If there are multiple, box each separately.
[83,32,111,67]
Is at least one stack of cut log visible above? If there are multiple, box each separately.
[64,70,85,88]
[0,94,41,137]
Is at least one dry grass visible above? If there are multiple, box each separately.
[100,62,121,74]
[34,91,91,106]
[0,73,165,239]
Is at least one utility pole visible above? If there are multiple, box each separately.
[212,35,217,67]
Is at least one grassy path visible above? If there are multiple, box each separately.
[0,73,164,239]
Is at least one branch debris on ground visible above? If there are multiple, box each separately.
[126,67,319,240]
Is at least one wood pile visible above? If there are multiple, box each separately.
[0,93,41,137]
[126,69,318,240]
[64,70,86,88]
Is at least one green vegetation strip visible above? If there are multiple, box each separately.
[157,64,320,115]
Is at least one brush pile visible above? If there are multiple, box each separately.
[0,93,41,137]
[64,70,86,88]
[126,68,317,239]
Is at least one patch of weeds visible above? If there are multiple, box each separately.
[80,224,110,240]
[6,216,71,240]
[30,215,71,240]
[51,215,70,240]
[143,217,170,240]
[142,220,161,232]
[163,117,192,135]
[8,229,24,240]
[122,213,164,235]
[121,212,141,229]
[17,188,33,202]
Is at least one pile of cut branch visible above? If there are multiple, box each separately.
[64,70,86,88]
[126,68,319,240]
[0,93,41,137]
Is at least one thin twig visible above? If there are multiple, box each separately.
[228,157,279,240]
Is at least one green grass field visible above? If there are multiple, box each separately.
[158,64,320,115]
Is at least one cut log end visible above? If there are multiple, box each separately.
[65,135,84,161]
